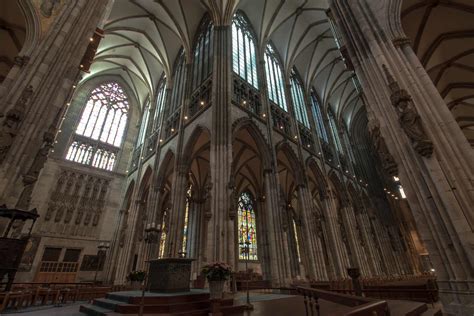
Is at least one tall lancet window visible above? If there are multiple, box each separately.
[264,45,287,111]
[159,209,168,259]
[192,19,213,91]
[136,100,150,146]
[66,81,128,171]
[290,69,310,128]
[293,219,302,263]
[182,185,192,255]
[169,51,186,113]
[310,91,328,143]
[153,77,167,131]
[328,111,343,154]
[232,13,258,89]
[238,192,258,260]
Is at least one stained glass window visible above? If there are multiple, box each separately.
[66,82,128,171]
[159,210,167,258]
[192,20,213,91]
[153,77,167,130]
[310,90,328,143]
[169,51,186,113]
[328,111,343,154]
[290,69,310,128]
[264,45,287,111]
[293,219,301,263]
[182,185,192,255]
[137,101,150,146]
[238,192,258,260]
[232,14,258,89]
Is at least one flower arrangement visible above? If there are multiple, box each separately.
[127,270,146,282]
[201,262,232,281]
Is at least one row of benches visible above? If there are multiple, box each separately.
[0,284,130,312]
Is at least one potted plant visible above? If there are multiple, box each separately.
[201,262,232,299]
[127,270,146,290]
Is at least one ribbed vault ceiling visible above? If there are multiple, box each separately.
[402,0,474,145]
[84,0,362,129]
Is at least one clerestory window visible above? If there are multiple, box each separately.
[264,45,287,111]
[232,13,258,89]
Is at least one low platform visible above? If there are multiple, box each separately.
[79,289,246,315]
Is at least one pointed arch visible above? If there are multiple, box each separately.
[276,141,304,186]
[328,171,347,208]
[232,118,272,170]
[155,149,175,189]
[191,13,214,91]
[232,10,260,89]
[306,157,327,199]
[181,125,212,170]
[122,180,136,211]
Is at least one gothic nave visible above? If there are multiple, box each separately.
[0,0,472,315]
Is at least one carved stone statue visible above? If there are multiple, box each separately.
[40,0,60,17]
[0,86,33,164]
[15,125,55,210]
[368,120,398,176]
[383,65,434,158]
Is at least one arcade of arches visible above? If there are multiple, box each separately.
[0,0,472,315]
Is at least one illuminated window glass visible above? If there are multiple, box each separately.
[310,91,328,142]
[264,45,287,111]
[232,14,258,89]
[67,82,128,171]
[154,77,167,130]
[290,69,310,128]
[170,51,186,112]
[137,102,150,146]
[293,219,301,263]
[182,185,192,255]
[159,210,167,258]
[328,111,343,154]
[192,20,213,91]
[238,192,258,260]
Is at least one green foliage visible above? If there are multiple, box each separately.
[127,270,146,282]
[201,262,232,281]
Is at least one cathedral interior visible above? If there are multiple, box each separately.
[0,0,473,315]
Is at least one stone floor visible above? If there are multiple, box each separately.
[0,292,439,316]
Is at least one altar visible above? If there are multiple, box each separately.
[147,258,194,293]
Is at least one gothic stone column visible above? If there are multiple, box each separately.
[331,1,474,312]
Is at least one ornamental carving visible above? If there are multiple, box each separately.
[0,85,34,164]
[44,169,110,234]
[368,120,398,177]
[383,65,434,158]
[16,124,56,210]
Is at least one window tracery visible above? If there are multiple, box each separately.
[192,19,213,91]
[264,45,287,111]
[232,14,258,89]
[310,91,329,143]
[238,191,258,261]
[66,82,129,171]
[182,184,192,255]
[290,69,310,128]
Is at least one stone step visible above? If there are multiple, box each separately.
[107,291,210,305]
[93,298,132,311]
[79,303,113,316]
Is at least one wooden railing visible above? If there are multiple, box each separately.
[0,283,129,312]
[297,286,390,316]
[309,277,438,305]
